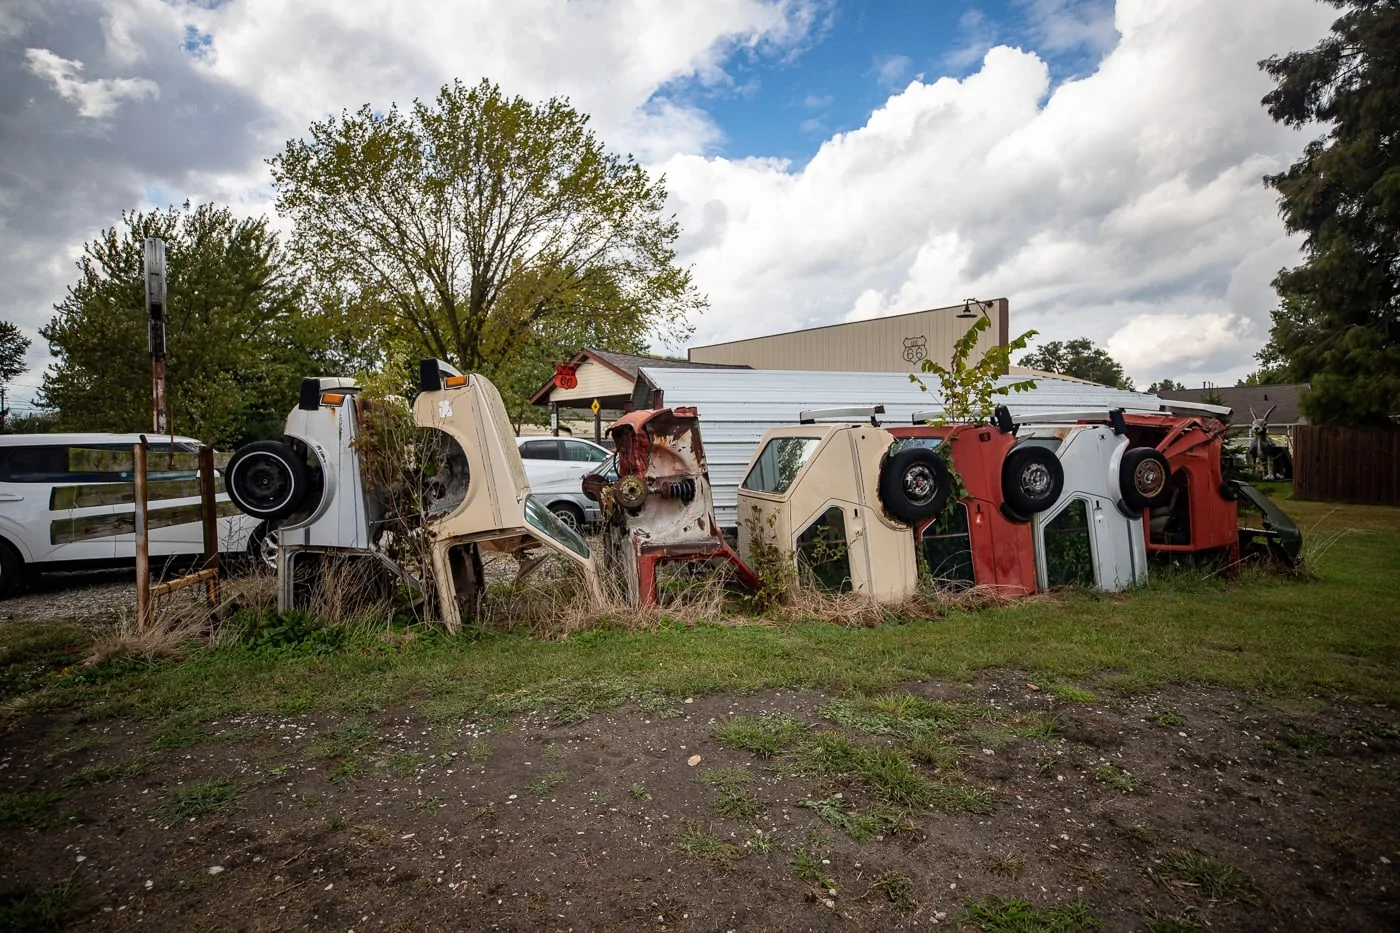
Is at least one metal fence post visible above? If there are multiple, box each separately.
[199,445,220,607]
[134,438,151,631]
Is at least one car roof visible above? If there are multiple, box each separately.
[0,433,203,447]
[515,436,606,447]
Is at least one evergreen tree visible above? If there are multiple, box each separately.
[1258,0,1400,424]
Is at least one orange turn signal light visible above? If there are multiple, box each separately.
[321,393,346,407]
[444,374,469,388]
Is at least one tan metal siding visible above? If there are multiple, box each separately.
[547,359,634,404]
[688,300,1008,373]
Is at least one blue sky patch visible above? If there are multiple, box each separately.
[665,0,1116,164]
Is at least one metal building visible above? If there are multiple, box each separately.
[687,299,1010,373]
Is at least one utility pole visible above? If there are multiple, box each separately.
[144,238,168,436]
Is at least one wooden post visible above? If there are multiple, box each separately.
[134,438,151,632]
[199,445,220,607]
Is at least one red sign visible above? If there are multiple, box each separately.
[554,365,578,390]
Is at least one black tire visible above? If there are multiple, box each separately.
[548,502,585,532]
[1002,445,1064,515]
[1119,448,1172,511]
[878,447,951,525]
[0,539,25,599]
[225,441,311,520]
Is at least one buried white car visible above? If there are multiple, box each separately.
[222,377,406,611]
[1011,415,1159,592]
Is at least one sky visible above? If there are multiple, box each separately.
[0,0,1339,413]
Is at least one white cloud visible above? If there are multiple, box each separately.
[0,0,819,403]
[873,53,913,88]
[1019,0,1118,56]
[0,0,1340,404]
[23,47,158,118]
[662,0,1335,386]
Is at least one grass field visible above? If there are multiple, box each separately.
[3,495,1398,729]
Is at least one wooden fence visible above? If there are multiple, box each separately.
[1293,425,1400,505]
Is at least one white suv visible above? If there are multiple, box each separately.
[0,433,258,596]
[515,436,610,530]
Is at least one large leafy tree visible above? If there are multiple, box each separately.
[270,78,705,415]
[1018,338,1134,389]
[41,203,337,446]
[1258,0,1400,425]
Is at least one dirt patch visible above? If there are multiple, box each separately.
[2,673,1397,931]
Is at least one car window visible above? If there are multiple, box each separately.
[890,436,944,456]
[796,506,851,592]
[563,441,609,462]
[921,503,974,587]
[741,437,820,495]
[1017,436,1063,454]
[590,454,619,485]
[523,494,590,558]
[519,440,560,460]
[0,444,133,484]
[1043,498,1094,588]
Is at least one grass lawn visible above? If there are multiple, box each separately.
[3,495,1398,728]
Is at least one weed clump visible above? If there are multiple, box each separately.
[712,714,808,757]
[959,895,1102,932]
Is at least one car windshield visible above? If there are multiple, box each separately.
[741,436,821,495]
[524,494,590,558]
[889,436,944,455]
[1016,436,1063,454]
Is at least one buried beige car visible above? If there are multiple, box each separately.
[737,415,935,603]
[413,359,603,630]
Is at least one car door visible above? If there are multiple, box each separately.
[1034,494,1097,590]
[6,443,122,566]
[123,441,205,557]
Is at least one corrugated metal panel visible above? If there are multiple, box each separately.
[637,366,1168,528]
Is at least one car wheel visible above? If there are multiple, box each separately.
[247,521,280,572]
[549,503,585,533]
[1120,448,1172,511]
[878,447,952,525]
[225,441,311,520]
[0,540,25,599]
[1001,446,1064,515]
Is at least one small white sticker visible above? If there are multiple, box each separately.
[438,399,453,419]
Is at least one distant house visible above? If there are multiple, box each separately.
[1158,384,1310,431]
[529,347,748,430]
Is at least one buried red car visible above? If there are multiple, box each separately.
[582,407,758,606]
[1027,408,1303,567]
[885,409,1062,596]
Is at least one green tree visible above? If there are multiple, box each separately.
[269,78,705,409]
[0,320,32,431]
[1258,0,1400,425]
[1018,338,1134,389]
[1146,378,1186,393]
[0,321,30,387]
[40,203,339,446]
[913,314,1038,424]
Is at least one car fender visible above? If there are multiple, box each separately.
[0,521,35,563]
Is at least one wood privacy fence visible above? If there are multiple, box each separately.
[1293,425,1400,505]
